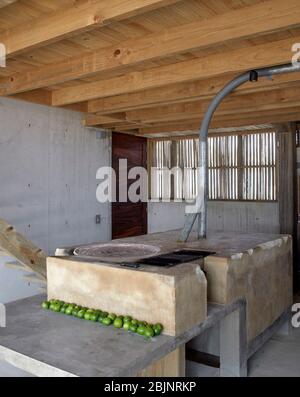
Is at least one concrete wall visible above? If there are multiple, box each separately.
[148,201,280,235]
[0,97,111,303]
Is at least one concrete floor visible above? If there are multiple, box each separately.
[248,293,300,377]
[248,325,300,377]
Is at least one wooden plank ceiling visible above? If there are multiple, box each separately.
[0,0,300,137]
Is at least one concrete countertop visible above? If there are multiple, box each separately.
[0,295,173,377]
[58,230,288,259]
[0,295,244,377]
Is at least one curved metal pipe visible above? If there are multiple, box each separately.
[179,63,300,242]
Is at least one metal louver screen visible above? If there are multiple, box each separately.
[242,132,277,201]
[150,132,277,202]
[208,135,239,200]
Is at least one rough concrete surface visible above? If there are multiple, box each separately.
[47,257,207,336]
[56,230,293,343]
[0,296,244,377]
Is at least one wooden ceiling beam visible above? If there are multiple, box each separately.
[85,105,300,132]
[11,89,52,106]
[0,0,177,57]
[138,112,300,135]
[88,72,300,114]
[10,89,88,112]
[1,0,299,96]
[51,35,299,106]
[84,113,127,126]
[123,87,300,124]
[85,106,300,130]
[84,114,153,129]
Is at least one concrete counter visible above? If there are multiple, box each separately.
[0,295,247,377]
[55,230,293,343]
[57,230,287,258]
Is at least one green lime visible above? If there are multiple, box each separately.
[154,323,163,336]
[98,314,105,322]
[113,318,123,328]
[102,317,112,326]
[86,309,94,314]
[123,316,132,323]
[60,306,67,314]
[108,313,116,321]
[131,319,138,326]
[137,326,147,336]
[145,327,155,338]
[102,312,108,318]
[65,306,73,315]
[53,303,61,312]
[84,312,91,321]
[123,321,131,331]
[77,310,86,319]
[42,301,50,310]
[72,309,79,316]
[130,324,138,333]
[90,313,98,322]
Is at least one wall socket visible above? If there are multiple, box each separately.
[95,215,101,224]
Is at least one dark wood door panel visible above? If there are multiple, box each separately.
[112,133,147,240]
[112,203,147,239]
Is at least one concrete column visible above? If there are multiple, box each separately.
[220,303,247,377]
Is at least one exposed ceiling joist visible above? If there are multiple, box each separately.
[137,112,300,135]
[84,87,300,127]
[11,89,88,112]
[1,0,299,96]
[83,113,127,126]
[1,0,300,137]
[0,0,177,57]
[51,35,298,106]
[123,87,300,124]
[88,72,300,114]
[61,102,300,139]
[12,89,52,106]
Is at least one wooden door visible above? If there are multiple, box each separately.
[112,133,148,239]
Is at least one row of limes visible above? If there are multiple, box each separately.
[42,299,163,339]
